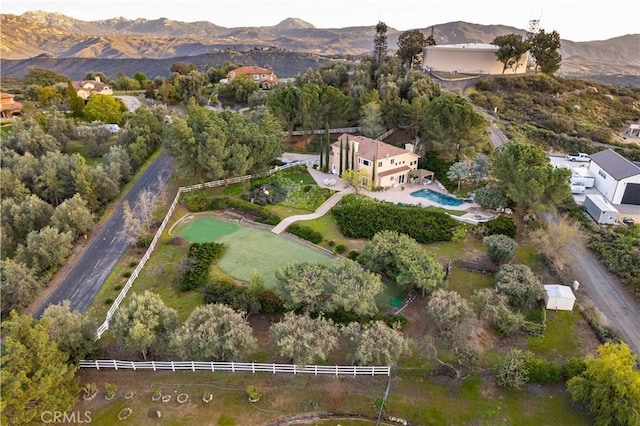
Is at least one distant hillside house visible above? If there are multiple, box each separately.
[72,77,113,100]
[226,66,279,89]
[588,149,640,205]
[330,134,420,188]
[0,92,23,118]
[422,43,529,75]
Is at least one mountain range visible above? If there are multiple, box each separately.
[1,11,638,80]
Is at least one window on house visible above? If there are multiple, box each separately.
[359,158,370,166]
[378,161,383,167]
[390,159,395,165]
[262,74,267,78]
[598,170,607,179]
[390,176,394,180]
[253,75,259,79]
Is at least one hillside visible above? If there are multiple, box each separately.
[1,11,638,79]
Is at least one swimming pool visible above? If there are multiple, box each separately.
[410,189,464,206]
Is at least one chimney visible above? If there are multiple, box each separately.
[405,143,414,153]
[352,140,359,154]
[94,76,101,82]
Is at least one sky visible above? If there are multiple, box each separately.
[3,0,639,41]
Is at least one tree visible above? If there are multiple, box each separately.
[5,117,59,157]
[41,301,99,363]
[118,201,143,247]
[50,194,94,237]
[45,111,76,154]
[66,81,85,116]
[397,29,427,68]
[495,264,544,309]
[270,312,339,365]
[426,289,473,334]
[171,304,257,361]
[491,141,571,209]
[218,74,259,104]
[359,101,385,139]
[1,311,78,425]
[15,226,74,279]
[495,348,533,389]
[275,262,328,312]
[174,70,206,104]
[0,259,41,315]
[419,93,488,158]
[84,94,127,124]
[567,342,640,426]
[474,188,508,209]
[341,169,370,194]
[473,288,526,337]
[492,34,530,74]
[103,145,132,185]
[470,154,490,181]
[530,29,562,74]
[110,291,179,360]
[373,21,389,68]
[23,68,69,86]
[361,230,445,295]
[483,234,518,265]
[134,70,148,88]
[342,321,410,366]
[447,162,471,192]
[323,259,382,317]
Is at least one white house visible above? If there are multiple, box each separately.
[422,43,529,75]
[588,149,640,205]
[544,285,576,311]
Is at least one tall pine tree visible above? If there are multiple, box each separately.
[374,21,388,69]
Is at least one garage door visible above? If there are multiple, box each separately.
[621,183,640,205]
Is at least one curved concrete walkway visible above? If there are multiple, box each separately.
[271,186,352,234]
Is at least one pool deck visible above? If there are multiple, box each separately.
[306,167,496,225]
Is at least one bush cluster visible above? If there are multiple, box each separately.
[209,197,281,225]
[203,278,285,315]
[310,308,408,329]
[181,243,225,291]
[589,225,640,294]
[526,358,563,383]
[286,224,323,244]
[474,215,517,239]
[332,195,462,243]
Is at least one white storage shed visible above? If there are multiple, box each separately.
[584,194,619,224]
[544,285,576,311]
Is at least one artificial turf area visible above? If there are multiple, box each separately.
[178,216,334,287]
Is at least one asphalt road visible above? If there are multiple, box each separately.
[541,212,640,355]
[33,153,174,318]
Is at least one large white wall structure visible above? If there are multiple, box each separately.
[422,43,529,75]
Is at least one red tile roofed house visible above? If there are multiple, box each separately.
[226,66,279,89]
[330,134,420,188]
[0,92,23,118]
[72,77,113,100]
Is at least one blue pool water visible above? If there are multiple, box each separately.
[410,189,464,206]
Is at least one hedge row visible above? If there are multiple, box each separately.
[286,223,323,244]
[331,195,461,243]
[209,197,282,225]
[203,276,285,315]
[181,242,225,291]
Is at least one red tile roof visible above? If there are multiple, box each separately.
[333,134,417,162]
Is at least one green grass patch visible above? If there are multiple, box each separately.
[304,215,367,252]
[177,217,240,243]
[264,204,313,218]
[516,244,545,274]
[277,165,317,185]
[217,226,334,288]
[527,310,582,361]
[424,206,467,216]
[447,268,494,299]
[375,283,407,311]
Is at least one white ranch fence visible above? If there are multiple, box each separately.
[284,127,361,136]
[95,161,313,339]
[79,360,390,376]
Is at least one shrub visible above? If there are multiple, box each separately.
[105,298,113,305]
[114,285,122,291]
[477,215,517,239]
[332,194,462,243]
[136,233,153,248]
[122,272,131,278]
[182,192,212,212]
[526,358,562,383]
[334,244,347,255]
[128,262,137,267]
[222,183,245,196]
[286,224,323,244]
[483,234,518,264]
[495,349,533,389]
[474,188,508,209]
[255,289,285,314]
[564,356,587,380]
[181,242,226,291]
[347,250,360,261]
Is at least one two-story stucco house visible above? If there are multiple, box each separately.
[0,92,23,118]
[72,77,113,100]
[588,149,640,205]
[226,66,279,89]
[330,134,420,188]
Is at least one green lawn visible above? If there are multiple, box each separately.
[216,226,334,287]
[177,216,240,243]
[447,268,494,299]
[527,310,583,361]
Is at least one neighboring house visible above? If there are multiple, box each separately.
[72,77,113,100]
[0,92,23,118]
[588,149,640,205]
[422,43,529,75]
[625,124,640,138]
[329,134,420,188]
[225,66,279,89]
